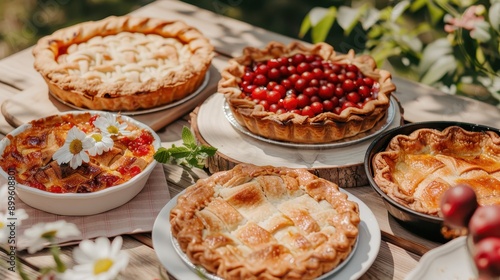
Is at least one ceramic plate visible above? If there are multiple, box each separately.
[49,72,210,116]
[405,236,476,280]
[152,189,381,280]
[223,96,397,149]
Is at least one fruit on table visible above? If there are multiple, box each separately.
[238,53,379,117]
[469,205,500,243]
[473,237,500,279]
[440,184,479,228]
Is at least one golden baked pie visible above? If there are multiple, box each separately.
[32,16,214,111]
[170,163,360,280]
[372,126,500,216]
[0,112,156,193]
[218,41,396,144]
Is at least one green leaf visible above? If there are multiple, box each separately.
[168,146,191,159]
[311,7,336,43]
[361,7,381,30]
[418,38,453,74]
[391,0,410,22]
[153,126,217,169]
[426,1,445,25]
[153,147,171,163]
[410,0,428,11]
[181,126,196,147]
[298,13,312,38]
[420,55,457,85]
[199,145,218,156]
[337,5,363,35]
[490,3,500,32]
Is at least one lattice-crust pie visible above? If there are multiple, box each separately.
[32,16,214,111]
[218,41,396,144]
[0,112,156,193]
[170,163,360,280]
[372,126,500,216]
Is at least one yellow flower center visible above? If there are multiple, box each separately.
[0,221,4,229]
[41,230,57,239]
[69,139,83,154]
[91,134,103,142]
[107,125,119,134]
[94,258,114,275]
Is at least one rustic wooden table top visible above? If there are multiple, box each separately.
[2,1,499,279]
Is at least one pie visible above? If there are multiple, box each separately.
[0,112,156,193]
[170,163,360,280]
[372,126,500,216]
[32,16,214,111]
[218,41,396,144]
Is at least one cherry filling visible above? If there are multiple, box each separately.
[238,53,380,117]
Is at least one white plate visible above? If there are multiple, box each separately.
[49,72,210,116]
[152,189,381,280]
[223,97,397,149]
[405,236,476,280]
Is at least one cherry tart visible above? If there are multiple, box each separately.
[32,16,214,111]
[218,41,396,144]
[372,126,500,216]
[170,163,360,280]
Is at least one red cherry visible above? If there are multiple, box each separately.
[267,59,280,68]
[346,71,357,80]
[310,101,324,114]
[346,64,359,73]
[268,68,281,80]
[243,72,255,82]
[296,94,310,108]
[291,53,305,65]
[251,87,267,100]
[255,64,268,75]
[322,100,334,111]
[319,85,334,99]
[254,74,268,86]
[269,104,280,113]
[281,79,292,90]
[283,96,298,110]
[297,62,311,74]
[258,100,270,110]
[295,78,308,91]
[303,86,318,97]
[266,90,281,104]
[346,92,361,103]
[358,85,371,98]
[273,84,286,98]
[301,106,315,117]
[363,77,375,87]
[342,79,356,92]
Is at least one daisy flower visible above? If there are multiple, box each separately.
[53,127,94,169]
[61,236,129,280]
[87,133,114,156]
[23,220,81,254]
[93,113,130,136]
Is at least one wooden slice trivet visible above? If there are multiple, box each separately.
[191,93,404,187]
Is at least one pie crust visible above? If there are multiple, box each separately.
[170,163,360,280]
[218,41,396,144]
[32,16,214,111]
[0,112,156,193]
[372,126,500,216]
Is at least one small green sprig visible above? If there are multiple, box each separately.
[154,126,217,169]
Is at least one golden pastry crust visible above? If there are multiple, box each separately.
[372,126,500,216]
[170,163,360,280]
[218,41,395,144]
[32,16,214,111]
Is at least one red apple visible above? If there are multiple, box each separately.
[473,237,500,279]
[469,205,500,243]
[440,184,479,228]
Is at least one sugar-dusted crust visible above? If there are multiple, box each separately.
[32,16,214,111]
[170,163,360,280]
[218,41,395,144]
[372,126,500,216]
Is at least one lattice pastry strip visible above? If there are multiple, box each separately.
[170,163,360,280]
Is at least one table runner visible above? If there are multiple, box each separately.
[0,164,170,249]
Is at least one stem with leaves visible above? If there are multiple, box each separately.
[154,126,217,169]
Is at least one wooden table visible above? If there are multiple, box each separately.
[2,1,500,279]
